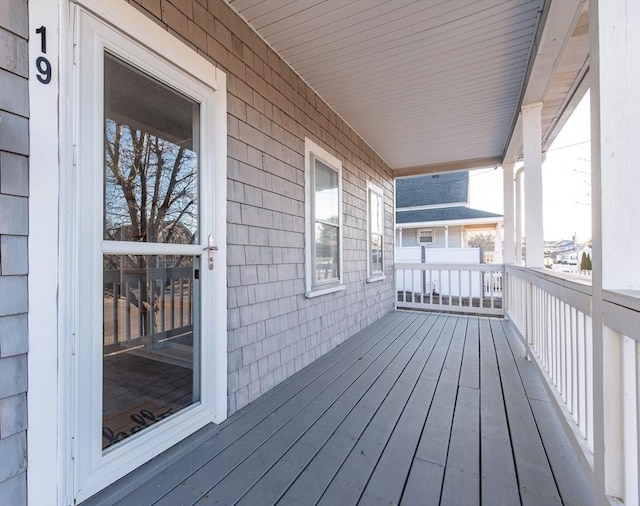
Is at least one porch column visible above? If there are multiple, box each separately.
[502,162,515,264]
[521,102,544,269]
[590,0,640,503]
[515,167,524,266]
[444,225,449,248]
[494,223,502,262]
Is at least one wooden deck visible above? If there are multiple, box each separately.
[84,311,593,506]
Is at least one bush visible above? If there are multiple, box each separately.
[580,252,592,271]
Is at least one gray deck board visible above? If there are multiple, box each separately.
[501,320,594,506]
[440,385,480,506]
[156,313,424,505]
[490,318,563,506]
[201,315,440,505]
[479,317,520,506]
[86,311,593,506]
[316,315,450,506]
[119,312,413,505]
[248,315,443,506]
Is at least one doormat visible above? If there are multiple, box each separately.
[103,401,173,449]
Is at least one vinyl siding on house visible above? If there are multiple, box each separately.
[0,1,29,504]
[130,0,396,414]
[398,226,462,248]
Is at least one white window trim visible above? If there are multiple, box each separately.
[418,228,435,244]
[366,181,386,282]
[304,138,345,298]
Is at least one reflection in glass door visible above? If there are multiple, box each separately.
[101,54,201,449]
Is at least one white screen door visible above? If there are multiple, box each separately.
[73,5,227,501]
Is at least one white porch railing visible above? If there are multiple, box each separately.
[505,265,640,505]
[395,263,504,316]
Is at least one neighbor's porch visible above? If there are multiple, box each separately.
[83,310,592,506]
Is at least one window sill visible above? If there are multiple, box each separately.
[305,284,346,298]
[366,275,386,283]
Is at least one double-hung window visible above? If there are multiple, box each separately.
[418,228,434,244]
[367,182,385,281]
[305,138,344,297]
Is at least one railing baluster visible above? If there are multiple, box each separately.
[112,281,118,344]
[125,280,131,343]
[160,274,166,334]
[170,278,175,330]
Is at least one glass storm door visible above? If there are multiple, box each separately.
[74,8,225,500]
[101,53,202,450]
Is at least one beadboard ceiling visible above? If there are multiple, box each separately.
[227,0,588,174]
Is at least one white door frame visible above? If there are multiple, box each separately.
[27,1,227,503]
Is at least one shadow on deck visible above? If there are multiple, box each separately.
[84,311,592,506]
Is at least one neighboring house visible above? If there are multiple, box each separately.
[395,172,503,261]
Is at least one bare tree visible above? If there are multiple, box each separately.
[103,120,198,339]
[466,231,496,251]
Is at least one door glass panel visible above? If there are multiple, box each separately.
[102,254,200,450]
[102,52,202,451]
[103,53,199,244]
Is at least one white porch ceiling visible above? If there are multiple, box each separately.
[228,0,587,174]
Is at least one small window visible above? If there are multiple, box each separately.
[367,182,385,281]
[305,138,345,297]
[418,228,434,244]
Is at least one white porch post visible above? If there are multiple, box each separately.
[444,225,449,248]
[515,167,524,266]
[493,223,502,263]
[521,103,544,269]
[590,0,640,503]
[503,162,515,264]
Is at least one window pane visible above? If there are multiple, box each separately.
[104,54,199,244]
[314,159,339,224]
[419,230,433,243]
[370,233,383,275]
[102,254,198,449]
[315,222,338,281]
[370,190,382,235]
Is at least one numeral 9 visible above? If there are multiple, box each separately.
[36,56,51,84]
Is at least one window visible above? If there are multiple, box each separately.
[367,182,385,280]
[305,138,345,297]
[418,228,434,244]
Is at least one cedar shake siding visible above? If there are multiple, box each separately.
[130,0,396,413]
[0,0,29,503]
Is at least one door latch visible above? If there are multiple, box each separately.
[204,234,218,270]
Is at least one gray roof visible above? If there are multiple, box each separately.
[396,172,469,208]
[396,206,503,224]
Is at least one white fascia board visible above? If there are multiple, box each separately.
[503,0,585,163]
[396,202,468,212]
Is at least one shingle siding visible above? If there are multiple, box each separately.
[130,0,395,414]
[0,1,29,502]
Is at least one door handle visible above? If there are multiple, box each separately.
[204,234,218,270]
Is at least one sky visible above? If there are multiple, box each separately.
[469,91,592,243]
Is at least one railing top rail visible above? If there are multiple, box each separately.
[602,289,640,342]
[505,265,592,294]
[395,263,505,272]
[603,289,640,313]
[505,265,592,316]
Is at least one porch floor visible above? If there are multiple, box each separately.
[84,311,592,506]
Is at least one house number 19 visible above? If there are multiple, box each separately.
[35,26,52,84]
